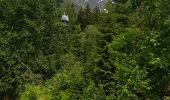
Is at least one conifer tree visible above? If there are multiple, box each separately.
[92,6,100,24]
[77,4,93,30]
[77,7,86,30]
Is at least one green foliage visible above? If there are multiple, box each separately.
[77,5,94,30]
[0,0,169,99]
[108,26,170,98]
[108,28,150,99]
[0,0,62,99]
[80,25,103,62]
[20,85,51,100]
[20,53,106,100]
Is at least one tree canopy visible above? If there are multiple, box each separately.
[0,0,170,99]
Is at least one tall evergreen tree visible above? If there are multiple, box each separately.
[77,4,93,30]
[77,7,86,30]
[92,6,100,24]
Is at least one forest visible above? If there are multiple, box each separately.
[0,0,170,100]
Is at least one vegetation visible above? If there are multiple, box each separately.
[0,0,169,99]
